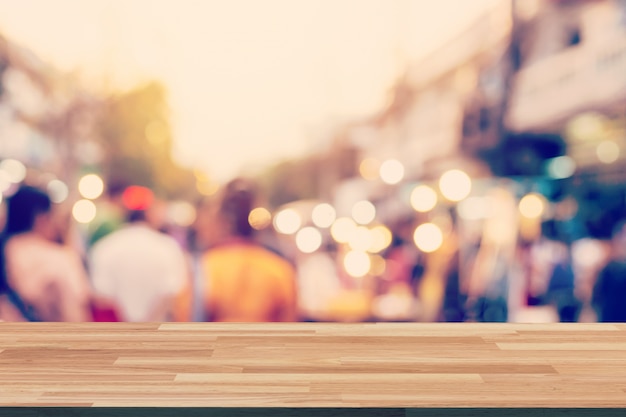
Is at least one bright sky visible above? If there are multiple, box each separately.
[0,0,498,182]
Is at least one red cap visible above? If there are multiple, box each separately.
[122,186,154,211]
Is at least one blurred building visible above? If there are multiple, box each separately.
[328,0,626,233]
[507,0,626,238]
[0,33,57,171]
[331,1,513,209]
[304,0,626,322]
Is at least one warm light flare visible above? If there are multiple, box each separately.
[249,207,272,230]
[78,174,104,200]
[439,169,471,202]
[413,223,443,253]
[379,159,404,185]
[47,180,69,204]
[330,217,357,244]
[359,158,381,181]
[274,208,302,235]
[343,250,371,278]
[410,185,437,212]
[296,227,323,253]
[596,141,620,164]
[368,225,392,253]
[519,193,545,219]
[311,203,336,228]
[351,200,376,225]
[72,199,97,224]
[0,159,26,184]
[348,226,374,252]
[168,201,196,227]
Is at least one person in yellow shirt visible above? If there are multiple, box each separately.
[180,178,298,322]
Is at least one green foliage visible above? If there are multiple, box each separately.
[95,82,196,199]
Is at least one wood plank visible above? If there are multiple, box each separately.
[0,323,626,407]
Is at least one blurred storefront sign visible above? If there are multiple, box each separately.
[508,33,626,131]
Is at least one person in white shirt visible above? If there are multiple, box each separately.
[89,201,189,322]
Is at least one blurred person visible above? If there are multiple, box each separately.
[87,182,126,248]
[0,185,92,322]
[296,241,343,321]
[545,247,581,322]
[195,178,298,322]
[542,221,582,322]
[441,249,465,322]
[592,219,626,322]
[374,225,424,322]
[571,236,611,321]
[465,188,518,322]
[383,229,425,296]
[89,186,189,322]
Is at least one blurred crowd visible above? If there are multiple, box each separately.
[0,176,624,323]
[1,0,625,324]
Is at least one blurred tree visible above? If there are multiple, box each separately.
[95,82,196,199]
[259,158,319,208]
[258,142,358,208]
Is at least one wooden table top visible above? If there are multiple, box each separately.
[1,322,625,408]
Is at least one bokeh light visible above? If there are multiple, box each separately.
[359,158,381,181]
[546,156,576,179]
[47,179,69,204]
[596,141,620,164]
[439,169,471,202]
[457,196,492,220]
[197,181,219,196]
[78,174,104,200]
[410,184,437,212]
[573,239,605,268]
[295,226,323,253]
[311,203,336,228]
[0,171,12,193]
[348,226,374,252]
[368,225,393,253]
[0,159,26,183]
[519,193,546,218]
[330,217,357,243]
[567,112,606,142]
[248,207,272,230]
[72,199,97,224]
[379,159,404,185]
[413,223,444,253]
[273,208,302,235]
[343,250,371,278]
[351,200,376,225]
[168,201,197,227]
[369,254,386,276]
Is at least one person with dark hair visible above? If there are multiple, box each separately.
[194,178,298,322]
[86,181,127,248]
[0,185,92,321]
[89,186,189,322]
[592,220,626,322]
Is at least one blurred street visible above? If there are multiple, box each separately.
[0,0,625,323]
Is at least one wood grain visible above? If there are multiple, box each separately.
[0,323,625,407]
